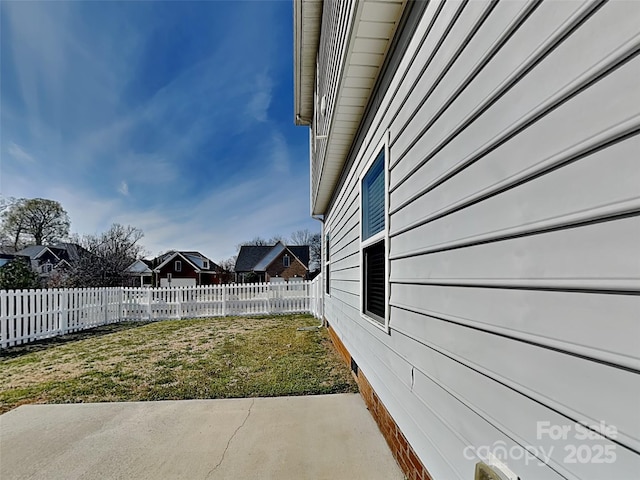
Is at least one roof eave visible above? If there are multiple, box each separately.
[154,252,201,273]
[294,0,322,126]
[309,0,407,215]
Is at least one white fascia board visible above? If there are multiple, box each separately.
[34,247,60,261]
[154,252,201,273]
[54,259,71,269]
[126,259,153,274]
[294,0,323,125]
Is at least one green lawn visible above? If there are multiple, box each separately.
[0,314,358,414]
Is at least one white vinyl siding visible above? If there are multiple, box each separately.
[160,277,195,288]
[320,1,640,479]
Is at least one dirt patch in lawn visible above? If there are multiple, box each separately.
[0,315,358,414]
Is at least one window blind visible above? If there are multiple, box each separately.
[362,151,385,240]
[364,241,385,321]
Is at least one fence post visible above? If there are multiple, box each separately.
[59,289,67,335]
[147,288,152,320]
[222,284,227,317]
[103,288,108,325]
[0,290,6,348]
[119,287,124,322]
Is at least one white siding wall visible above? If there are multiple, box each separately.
[323,1,640,479]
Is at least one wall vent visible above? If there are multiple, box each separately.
[475,461,518,480]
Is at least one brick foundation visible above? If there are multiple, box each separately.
[327,323,433,480]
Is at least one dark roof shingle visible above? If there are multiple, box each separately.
[235,246,273,272]
[235,244,310,272]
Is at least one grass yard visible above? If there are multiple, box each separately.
[0,314,358,414]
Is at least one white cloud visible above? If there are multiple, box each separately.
[246,73,272,122]
[268,132,290,174]
[0,1,319,263]
[34,184,123,237]
[112,165,317,262]
[118,181,129,196]
[7,142,35,164]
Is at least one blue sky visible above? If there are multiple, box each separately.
[0,0,317,262]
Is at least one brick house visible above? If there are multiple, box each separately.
[235,242,309,283]
[151,251,220,287]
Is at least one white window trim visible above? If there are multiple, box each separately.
[175,260,182,272]
[359,131,390,333]
[283,254,290,267]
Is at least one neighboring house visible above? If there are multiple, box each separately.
[295,2,639,480]
[235,242,309,283]
[152,251,220,287]
[123,259,153,287]
[17,243,81,284]
[0,254,31,269]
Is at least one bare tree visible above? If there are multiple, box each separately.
[1,199,29,250]
[268,234,286,244]
[0,196,17,213]
[69,224,146,287]
[289,229,314,245]
[289,229,321,270]
[236,236,268,250]
[217,256,237,284]
[308,233,321,271]
[235,236,275,251]
[1,198,70,249]
[236,233,291,251]
[2,199,27,251]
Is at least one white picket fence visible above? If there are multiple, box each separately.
[0,276,323,349]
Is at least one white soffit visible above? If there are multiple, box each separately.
[294,0,323,125]
[315,0,406,215]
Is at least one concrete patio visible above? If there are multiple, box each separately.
[0,393,404,480]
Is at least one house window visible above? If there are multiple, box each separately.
[283,255,290,267]
[364,241,385,319]
[325,231,331,295]
[41,263,53,274]
[360,135,388,329]
[203,260,209,269]
[175,260,182,272]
